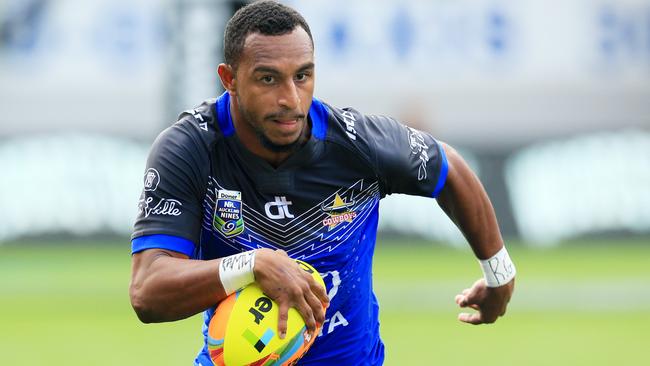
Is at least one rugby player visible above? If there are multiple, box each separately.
[129,1,516,365]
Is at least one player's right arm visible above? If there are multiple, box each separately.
[130,247,327,338]
[129,120,327,335]
[130,248,222,323]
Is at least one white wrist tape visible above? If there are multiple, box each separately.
[219,250,256,295]
[479,246,516,287]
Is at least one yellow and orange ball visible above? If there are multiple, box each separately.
[208,260,326,366]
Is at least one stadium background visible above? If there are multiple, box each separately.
[0,0,648,364]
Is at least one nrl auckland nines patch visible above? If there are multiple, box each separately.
[213,189,245,237]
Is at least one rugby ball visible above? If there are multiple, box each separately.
[207,260,326,366]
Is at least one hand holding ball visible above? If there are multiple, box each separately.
[208,260,326,366]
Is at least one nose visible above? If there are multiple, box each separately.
[278,80,300,111]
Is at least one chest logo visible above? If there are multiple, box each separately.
[213,189,245,237]
[264,196,295,220]
[321,193,357,230]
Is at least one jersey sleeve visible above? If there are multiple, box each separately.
[363,114,448,198]
[131,121,209,250]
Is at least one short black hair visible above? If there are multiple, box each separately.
[224,0,313,69]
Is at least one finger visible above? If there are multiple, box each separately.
[276,249,288,257]
[309,276,330,307]
[303,287,326,325]
[458,312,483,325]
[277,302,289,339]
[296,298,316,333]
[454,294,466,306]
[461,285,484,305]
[456,295,480,310]
[455,294,475,307]
[455,287,474,305]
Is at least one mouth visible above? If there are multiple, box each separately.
[267,115,306,132]
[266,111,305,123]
[272,118,299,125]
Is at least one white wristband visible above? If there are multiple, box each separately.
[479,246,516,287]
[219,250,256,295]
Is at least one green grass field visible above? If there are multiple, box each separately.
[1,239,648,365]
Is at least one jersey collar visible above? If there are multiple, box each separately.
[213,91,329,140]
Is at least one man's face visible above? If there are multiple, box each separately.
[232,27,315,152]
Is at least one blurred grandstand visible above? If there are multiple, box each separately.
[0,0,648,245]
[1,2,649,366]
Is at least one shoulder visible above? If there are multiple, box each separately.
[151,99,222,159]
[322,103,370,154]
[321,101,404,166]
[145,99,224,191]
[172,99,222,148]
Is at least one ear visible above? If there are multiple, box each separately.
[217,63,237,96]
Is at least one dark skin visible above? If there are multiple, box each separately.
[129,27,514,339]
[437,143,515,324]
[130,28,327,340]
[219,28,315,167]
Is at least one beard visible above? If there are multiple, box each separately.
[238,102,307,153]
[258,130,303,153]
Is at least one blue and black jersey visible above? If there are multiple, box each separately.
[132,92,448,366]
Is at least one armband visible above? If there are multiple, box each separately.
[219,250,256,295]
[479,246,516,287]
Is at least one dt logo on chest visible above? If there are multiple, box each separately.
[264,196,295,220]
[213,189,245,237]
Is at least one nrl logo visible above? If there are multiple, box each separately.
[213,189,245,237]
[321,193,357,230]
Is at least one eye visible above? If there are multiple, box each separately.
[295,73,307,81]
[260,75,274,84]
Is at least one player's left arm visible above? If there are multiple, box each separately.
[355,113,514,324]
[436,142,515,325]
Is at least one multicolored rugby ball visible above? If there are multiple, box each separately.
[208,260,326,366]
